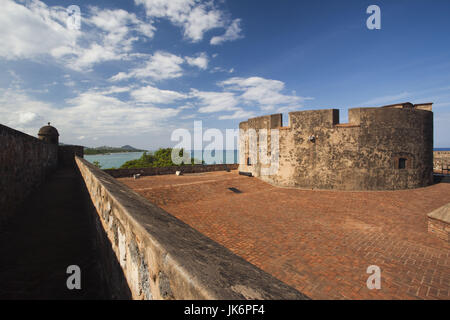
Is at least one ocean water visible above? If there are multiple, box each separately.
[84,150,239,169]
[84,152,145,169]
[85,148,448,169]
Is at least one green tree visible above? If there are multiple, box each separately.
[120,148,203,169]
[93,160,102,169]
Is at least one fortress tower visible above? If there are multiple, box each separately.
[239,102,434,191]
[38,123,59,145]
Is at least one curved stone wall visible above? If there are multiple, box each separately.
[239,105,433,191]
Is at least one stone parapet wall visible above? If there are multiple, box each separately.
[75,157,307,300]
[434,151,450,173]
[0,124,58,226]
[58,145,84,168]
[104,163,239,178]
[427,202,450,242]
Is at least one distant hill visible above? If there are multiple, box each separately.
[120,145,141,151]
[84,145,147,155]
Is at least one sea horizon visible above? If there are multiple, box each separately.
[85,150,240,169]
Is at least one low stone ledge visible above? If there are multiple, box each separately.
[104,163,239,178]
[75,156,308,300]
[427,203,450,242]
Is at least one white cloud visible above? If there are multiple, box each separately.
[0,87,180,140]
[185,52,209,69]
[111,51,185,81]
[64,81,76,87]
[98,86,133,95]
[220,76,307,107]
[18,111,39,125]
[218,109,255,120]
[0,1,155,71]
[182,3,224,42]
[190,89,239,113]
[186,76,312,120]
[210,66,234,74]
[0,0,78,60]
[58,7,155,71]
[63,91,180,136]
[135,0,242,43]
[0,88,53,131]
[210,18,243,45]
[131,85,187,104]
[89,7,155,39]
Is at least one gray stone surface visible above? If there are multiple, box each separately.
[0,124,58,227]
[104,163,239,178]
[0,167,111,299]
[76,156,308,300]
[239,104,434,190]
[428,202,450,223]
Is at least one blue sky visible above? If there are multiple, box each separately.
[1,0,449,149]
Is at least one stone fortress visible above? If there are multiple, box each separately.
[0,102,449,300]
[0,122,304,300]
[239,102,434,190]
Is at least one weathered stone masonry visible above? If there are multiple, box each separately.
[76,157,308,300]
[434,151,450,173]
[105,163,239,178]
[428,202,450,242]
[0,124,84,227]
[0,124,58,225]
[239,102,434,191]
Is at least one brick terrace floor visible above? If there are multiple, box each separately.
[119,171,450,300]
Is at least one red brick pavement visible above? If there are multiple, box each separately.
[119,171,450,300]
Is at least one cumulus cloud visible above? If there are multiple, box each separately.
[185,52,209,69]
[210,19,243,45]
[89,7,155,39]
[134,0,242,43]
[218,109,255,120]
[0,88,54,132]
[220,77,302,106]
[0,0,240,79]
[131,85,188,104]
[110,51,185,81]
[190,89,239,113]
[185,76,312,120]
[0,86,180,141]
[0,1,155,71]
[0,0,78,60]
[57,7,156,70]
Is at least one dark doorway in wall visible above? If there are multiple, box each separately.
[398,158,407,169]
[247,157,251,166]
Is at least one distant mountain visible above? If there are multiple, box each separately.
[84,145,146,155]
[121,145,140,151]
